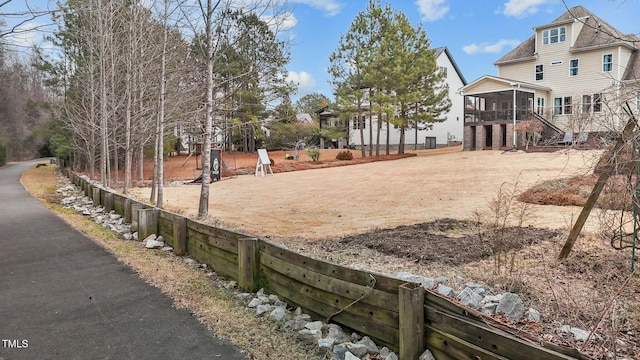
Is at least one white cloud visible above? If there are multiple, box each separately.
[502,0,553,18]
[261,12,298,32]
[463,39,520,54]
[288,0,342,16]
[415,0,449,22]
[286,71,316,96]
[4,22,44,49]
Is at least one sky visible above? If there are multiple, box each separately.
[2,0,640,103]
[283,0,640,102]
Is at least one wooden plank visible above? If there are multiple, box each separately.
[238,237,258,292]
[261,265,398,350]
[259,241,404,294]
[158,216,175,246]
[187,238,238,280]
[138,209,158,241]
[187,220,240,254]
[399,283,424,360]
[425,290,485,322]
[187,230,239,265]
[425,306,577,360]
[112,194,126,216]
[260,252,398,312]
[104,192,113,212]
[173,217,187,256]
[260,261,400,326]
[426,325,508,360]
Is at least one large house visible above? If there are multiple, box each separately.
[344,46,467,149]
[461,6,640,151]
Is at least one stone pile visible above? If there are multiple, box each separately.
[56,176,600,357]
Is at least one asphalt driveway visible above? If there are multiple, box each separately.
[0,160,249,360]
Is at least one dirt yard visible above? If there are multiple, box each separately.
[126,146,638,358]
[132,147,603,239]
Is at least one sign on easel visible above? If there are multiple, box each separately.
[210,149,221,182]
[255,149,274,176]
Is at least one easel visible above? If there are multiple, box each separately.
[255,149,273,176]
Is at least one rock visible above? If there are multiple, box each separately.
[357,336,378,353]
[344,352,360,360]
[384,352,399,360]
[122,233,133,241]
[145,239,165,249]
[161,246,173,252]
[332,344,348,360]
[526,308,541,322]
[132,232,138,241]
[419,349,436,360]
[268,306,288,322]
[395,272,435,288]
[247,298,262,308]
[305,321,323,331]
[325,324,351,344]
[344,342,368,357]
[268,294,280,304]
[317,337,335,352]
[457,287,483,308]
[436,283,455,297]
[236,293,253,302]
[558,325,596,342]
[496,293,524,321]
[142,234,157,242]
[297,329,322,345]
[256,304,272,316]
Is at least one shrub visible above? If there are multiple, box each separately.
[307,147,321,161]
[336,150,353,160]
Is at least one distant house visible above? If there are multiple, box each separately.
[296,113,314,125]
[460,6,640,151]
[315,106,349,149]
[345,46,467,149]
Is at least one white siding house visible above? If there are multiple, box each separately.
[347,47,467,149]
[461,6,640,151]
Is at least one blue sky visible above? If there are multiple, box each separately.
[2,0,639,103]
[284,0,640,102]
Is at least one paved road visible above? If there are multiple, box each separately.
[0,161,249,360]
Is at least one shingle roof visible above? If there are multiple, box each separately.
[494,6,639,66]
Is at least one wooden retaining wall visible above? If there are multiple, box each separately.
[67,172,581,360]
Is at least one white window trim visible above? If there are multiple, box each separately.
[535,64,544,81]
[542,26,566,45]
[569,59,579,77]
[603,53,613,72]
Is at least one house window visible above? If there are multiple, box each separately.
[554,96,572,115]
[352,116,366,129]
[603,54,613,72]
[543,26,566,45]
[593,93,602,112]
[582,95,591,113]
[439,66,447,76]
[537,97,545,115]
[535,64,544,81]
[569,59,579,76]
[582,93,602,113]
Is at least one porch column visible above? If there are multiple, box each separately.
[506,123,516,149]
[463,126,474,151]
[492,124,502,150]
[475,126,486,150]
[512,88,517,149]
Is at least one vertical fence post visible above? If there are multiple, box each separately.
[399,282,425,360]
[131,202,143,232]
[173,217,187,256]
[238,237,259,292]
[138,208,158,241]
[104,192,113,212]
[92,187,101,207]
[84,182,91,197]
[124,198,132,224]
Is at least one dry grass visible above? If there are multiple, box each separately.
[21,165,324,360]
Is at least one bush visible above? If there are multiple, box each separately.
[307,147,321,161]
[336,150,353,160]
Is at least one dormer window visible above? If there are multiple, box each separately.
[542,26,566,45]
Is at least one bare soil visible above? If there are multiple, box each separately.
[126,146,639,359]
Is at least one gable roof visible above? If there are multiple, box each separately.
[461,75,551,95]
[494,6,639,66]
[433,46,467,85]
